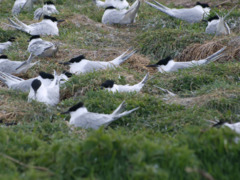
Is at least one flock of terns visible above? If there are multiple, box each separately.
[0,0,240,132]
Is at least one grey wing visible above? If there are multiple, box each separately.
[29,22,54,35]
[29,41,53,56]
[73,113,112,129]
[82,61,109,73]
[34,8,43,20]
[0,61,22,74]
[102,10,125,24]
[10,78,33,92]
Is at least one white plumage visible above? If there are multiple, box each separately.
[34,1,59,20]
[28,35,58,57]
[146,47,226,73]
[102,0,140,25]
[101,73,149,93]
[94,0,129,10]
[0,54,37,74]
[0,37,15,54]
[61,48,136,74]
[145,1,210,23]
[12,0,33,15]
[62,101,139,129]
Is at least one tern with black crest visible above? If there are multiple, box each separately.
[146,47,226,73]
[0,37,16,54]
[145,1,210,23]
[62,101,139,129]
[93,0,129,10]
[34,1,59,20]
[101,73,149,93]
[27,35,58,57]
[60,48,136,74]
[7,15,64,36]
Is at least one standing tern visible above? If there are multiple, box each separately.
[28,71,61,106]
[34,1,59,20]
[102,0,140,25]
[27,35,58,57]
[0,37,16,54]
[61,101,139,129]
[93,0,129,10]
[60,48,136,74]
[146,47,226,73]
[7,15,64,36]
[145,1,210,23]
[0,54,37,74]
[101,73,149,93]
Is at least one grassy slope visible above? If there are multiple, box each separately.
[0,0,240,179]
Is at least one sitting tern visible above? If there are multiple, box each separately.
[101,73,149,93]
[7,15,64,36]
[60,48,136,74]
[12,0,33,16]
[0,37,16,54]
[93,0,129,10]
[34,1,59,20]
[62,101,139,129]
[145,1,210,23]
[102,0,140,25]
[0,54,37,74]
[146,47,226,73]
[27,35,58,57]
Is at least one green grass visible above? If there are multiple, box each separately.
[1,0,240,179]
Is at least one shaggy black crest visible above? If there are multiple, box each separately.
[156,56,172,66]
[0,55,8,59]
[196,2,209,8]
[39,72,54,79]
[8,37,16,42]
[69,55,85,63]
[31,79,41,92]
[29,35,41,41]
[68,102,84,112]
[105,6,116,10]
[212,120,225,128]
[43,15,58,22]
[101,80,115,88]
[207,15,219,22]
[44,1,54,5]
[63,71,73,78]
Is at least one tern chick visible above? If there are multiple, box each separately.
[27,35,58,57]
[101,73,149,93]
[7,15,64,36]
[34,1,59,20]
[146,47,226,73]
[60,48,136,74]
[145,1,210,23]
[62,101,139,129]
[0,37,16,54]
[0,54,37,74]
[102,0,140,25]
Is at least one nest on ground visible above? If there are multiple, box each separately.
[176,37,240,62]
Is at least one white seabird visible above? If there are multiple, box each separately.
[34,1,59,20]
[93,0,129,10]
[0,37,16,54]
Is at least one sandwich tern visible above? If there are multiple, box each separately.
[62,101,139,129]
[93,0,129,10]
[102,0,140,25]
[209,119,240,134]
[60,48,136,74]
[27,35,58,57]
[12,0,33,15]
[34,1,59,20]
[7,15,64,36]
[101,73,149,93]
[145,1,210,23]
[146,46,226,73]
[0,71,54,92]
[28,71,61,106]
[0,53,37,74]
[0,37,16,54]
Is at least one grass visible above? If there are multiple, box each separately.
[1,0,240,179]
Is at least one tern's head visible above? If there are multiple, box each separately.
[28,35,41,42]
[100,80,114,89]
[60,55,85,65]
[61,102,85,115]
[207,15,219,22]
[62,71,73,78]
[105,6,116,11]
[0,55,8,59]
[196,2,210,8]
[44,0,54,5]
[146,56,172,67]
[39,71,54,80]
[31,79,42,94]
[212,120,225,128]
[43,15,64,23]
[8,37,16,42]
